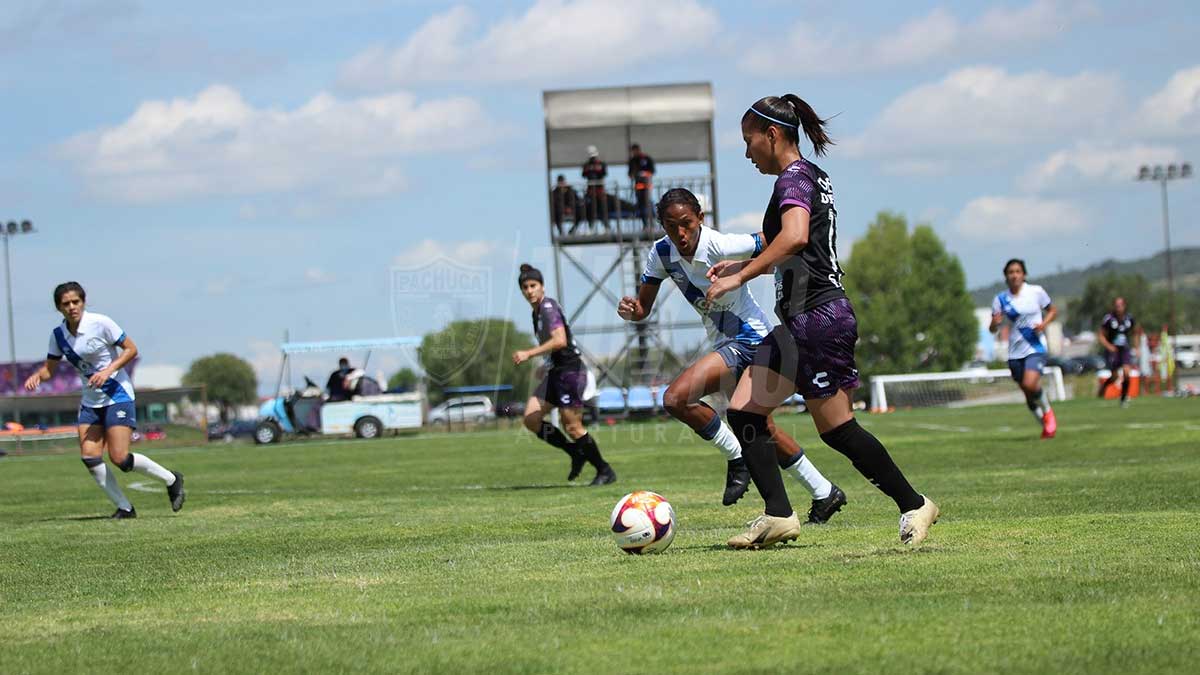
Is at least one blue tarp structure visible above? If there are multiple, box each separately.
[281,337,421,354]
[443,385,514,394]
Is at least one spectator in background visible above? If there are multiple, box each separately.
[628,143,656,228]
[582,145,608,230]
[326,357,353,402]
[549,174,580,236]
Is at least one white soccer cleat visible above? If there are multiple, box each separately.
[899,496,939,545]
[727,513,802,549]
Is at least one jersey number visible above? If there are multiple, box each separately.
[827,208,844,289]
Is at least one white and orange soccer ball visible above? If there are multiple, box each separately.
[609,491,676,554]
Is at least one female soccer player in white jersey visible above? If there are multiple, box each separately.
[617,188,846,523]
[513,264,616,486]
[23,282,185,518]
[707,94,939,549]
[989,259,1058,438]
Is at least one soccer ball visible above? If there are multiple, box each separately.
[609,491,676,554]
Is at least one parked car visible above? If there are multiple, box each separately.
[495,401,526,418]
[1176,341,1199,369]
[208,420,258,442]
[132,425,166,443]
[1072,355,1107,373]
[428,396,495,425]
[1046,356,1084,375]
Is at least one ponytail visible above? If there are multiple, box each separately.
[742,94,834,157]
[518,263,544,286]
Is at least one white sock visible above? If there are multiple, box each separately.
[708,421,742,461]
[131,453,176,485]
[1039,391,1052,418]
[1028,406,1043,424]
[87,462,132,511]
[782,454,833,500]
[1026,393,1045,423]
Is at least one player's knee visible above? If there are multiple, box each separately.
[564,420,586,439]
[116,453,135,473]
[661,386,690,419]
[727,408,767,441]
[522,412,542,433]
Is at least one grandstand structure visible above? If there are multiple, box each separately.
[542,83,718,403]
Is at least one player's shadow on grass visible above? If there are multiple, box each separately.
[482,483,577,492]
[39,514,117,522]
[671,541,823,553]
[837,546,940,559]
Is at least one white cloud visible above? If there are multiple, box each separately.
[133,364,184,389]
[303,267,336,285]
[953,196,1088,241]
[740,1,1097,77]
[1020,142,1182,192]
[338,0,719,89]
[843,66,1124,170]
[392,239,510,268]
[722,212,761,233]
[1136,65,1200,137]
[205,276,236,296]
[59,84,492,202]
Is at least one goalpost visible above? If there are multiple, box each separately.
[869,367,1066,413]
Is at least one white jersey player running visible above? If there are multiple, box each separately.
[24,282,186,518]
[989,259,1059,439]
[617,188,845,523]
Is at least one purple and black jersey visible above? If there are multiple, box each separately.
[533,296,583,370]
[1101,313,1136,349]
[762,159,846,319]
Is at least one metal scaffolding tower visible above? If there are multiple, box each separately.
[542,83,719,401]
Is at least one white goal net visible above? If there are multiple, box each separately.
[869,367,1066,412]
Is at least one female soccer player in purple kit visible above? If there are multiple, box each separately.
[707,95,939,549]
[617,188,847,522]
[513,264,616,486]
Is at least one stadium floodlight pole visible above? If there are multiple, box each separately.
[1136,163,1191,393]
[3,220,36,424]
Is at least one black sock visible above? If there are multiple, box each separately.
[576,433,609,470]
[1099,376,1116,397]
[538,422,580,459]
[1120,376,1130,402]
[1025,391,1040,413]
[695,402,721,440]
[727,410,792,518]
[820,418,923,513]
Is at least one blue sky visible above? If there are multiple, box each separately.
[4,0,1199,392]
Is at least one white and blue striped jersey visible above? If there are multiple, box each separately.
[992,283,1052,360]
[46,311,136,408]
[641,226,773,349]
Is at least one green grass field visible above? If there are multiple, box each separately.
[2,398,1198,674]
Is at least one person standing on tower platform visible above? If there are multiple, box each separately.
[628,143,656,229]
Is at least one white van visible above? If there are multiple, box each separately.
[427,396,495,425]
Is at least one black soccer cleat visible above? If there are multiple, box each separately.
[111,507,137,519]
[722,459,751,506]
[167,471,186,512]
[567,448,587,482]
[806,483,847,525]
[589,466,617,486]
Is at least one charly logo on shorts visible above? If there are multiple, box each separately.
[390,255,491,384]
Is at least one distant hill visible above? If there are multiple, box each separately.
[969,247,1200,306]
